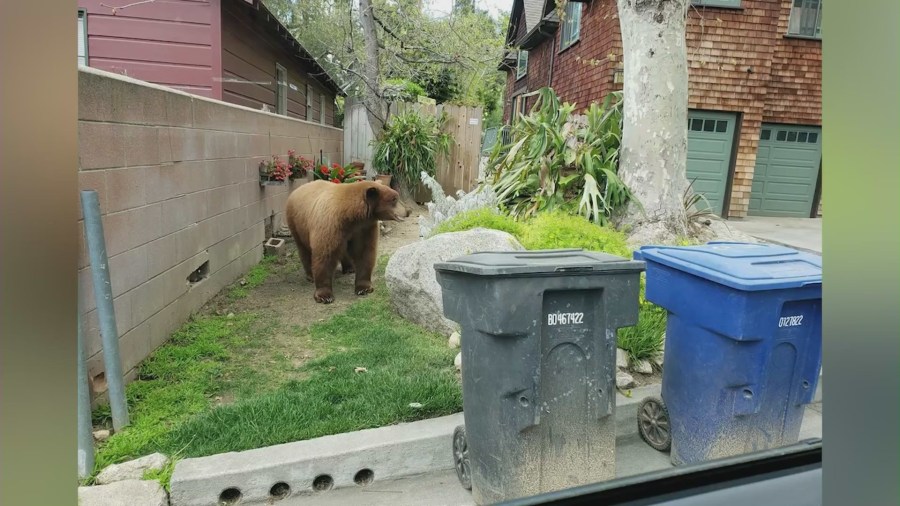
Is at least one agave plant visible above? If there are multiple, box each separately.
[482,87,634,226]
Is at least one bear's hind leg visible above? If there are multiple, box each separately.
[349,226,378,296]
[311,247,340,304]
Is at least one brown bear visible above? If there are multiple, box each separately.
[284,180,404,304]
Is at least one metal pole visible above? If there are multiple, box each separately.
[77,282,95,480]
[80,190,130,430]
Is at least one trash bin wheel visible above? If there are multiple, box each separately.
[638,396,671,452]
[452,425,472,490]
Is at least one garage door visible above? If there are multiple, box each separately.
[749,124,822,217]
[687,111,738,216]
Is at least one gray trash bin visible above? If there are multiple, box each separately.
[434,249,645,505]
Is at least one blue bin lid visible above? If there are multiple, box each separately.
[634,242,821,291]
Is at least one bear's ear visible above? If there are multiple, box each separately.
[365,186,379,201]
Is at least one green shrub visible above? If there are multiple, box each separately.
[429,208,524,238]
[518,211,632,258]
[371,110,452,192]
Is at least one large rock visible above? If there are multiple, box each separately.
[78,480,168,506]
[95,453,169,485]
[386,228,525,336]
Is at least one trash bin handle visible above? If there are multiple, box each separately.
[800,281,822,288]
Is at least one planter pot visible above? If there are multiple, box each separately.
[259,178,287,187]
[375,174,392,186]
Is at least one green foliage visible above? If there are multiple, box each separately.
[518,211,631,258]
[430,208,524,238]
[371,110,452,190]
[485,88,635,226]
[419,67,462,104]
[384,78,427,102]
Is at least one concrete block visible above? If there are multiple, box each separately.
[113,290,135,338]
[166,93,194,128]
[78,479,168,506]
[264,238,286,257]
[236,133,270,158]
[79,121,126,170]
[79,70,116,122]
[118,322,151,373]
[108,245,148,297]
[169,413,465,506]
[204,130,237,160]
[208,233,242,273]
[169,127,206,162]
[147,302,179,352]
[123,125,161,167]
[158,127,174,165]
[82,308,102,357]
[105,203,163,254]
[106,167,148,213]
[161,196,192,237]
[145,234,179,280]
[192,98,239,131]
[131,275,166,325]
[111,79,168,126]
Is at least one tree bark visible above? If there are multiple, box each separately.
[615,0,690,235]
[358,0,387,133]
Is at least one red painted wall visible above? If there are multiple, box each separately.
[78,0,223,99]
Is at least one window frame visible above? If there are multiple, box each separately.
[275,63,288,115]
[319,92,326,125]
[516,50,528,80]
[786,0,822,39]
[77,9,89,66]
[306,84,314,121]
[559,1,583,51]
[690,0,743,8]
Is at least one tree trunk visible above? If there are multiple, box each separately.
[358,0,387,133]
[615,0,690,236]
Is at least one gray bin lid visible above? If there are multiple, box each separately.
[434,249,645,277]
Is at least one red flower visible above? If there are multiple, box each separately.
[321,166,330,175]
[338,168,345,176]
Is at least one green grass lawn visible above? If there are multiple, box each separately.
[89,256,460,486]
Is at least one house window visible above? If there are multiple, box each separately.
[690,0,742,8]
[788,0,822,38]
[560,1,582,50]
[306,84,314,121]
[275,63,287,115]
[516,50,528,80]
[319,93,325,124]
[77,10,88,66]
[511,94,528,124]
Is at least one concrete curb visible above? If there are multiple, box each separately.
[170,371,823,506]
[170,413,463,506]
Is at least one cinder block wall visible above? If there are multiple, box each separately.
[77,67,343,402]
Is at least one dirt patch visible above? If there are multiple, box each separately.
[196,207,427,379]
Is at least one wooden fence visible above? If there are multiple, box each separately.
[343,97,484,201]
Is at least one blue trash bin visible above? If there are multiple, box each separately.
[633,241,822,466]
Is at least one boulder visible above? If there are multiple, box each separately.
[95,453,169,485]
[616,371,635,389]
[616,348,629,369]
[385,228,525,336]
[78,480,167,506]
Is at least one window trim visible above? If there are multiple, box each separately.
[516,50,528,80]
[690,0,743,9]
[77,9,89,66]
[559,1,582,51]
[275,63,287,115]
[786,0,822,40]
[319,92,326,125]
[306,84,313,121]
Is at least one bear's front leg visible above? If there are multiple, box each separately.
[311,249,340,304]
[349,225,378,296]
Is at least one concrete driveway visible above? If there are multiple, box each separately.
[727,217,822,255]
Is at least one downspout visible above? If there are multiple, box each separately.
[548,37,555,88]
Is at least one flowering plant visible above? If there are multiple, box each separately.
[287,150,314,180]
[258,155,292,183]
[313,162,365,184]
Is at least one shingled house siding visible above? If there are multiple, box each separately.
[501,0,821,219]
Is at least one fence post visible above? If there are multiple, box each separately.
[81,190,130,431]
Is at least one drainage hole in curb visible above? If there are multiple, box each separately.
[354,469,375,486]
[312,474,334,492]
[218,487,242,505]
[269,482,291,500]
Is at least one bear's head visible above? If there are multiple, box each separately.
[364,183,405,222]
